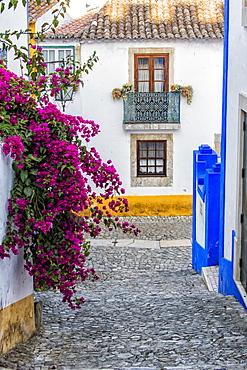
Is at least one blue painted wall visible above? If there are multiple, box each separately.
[192,145,220,274]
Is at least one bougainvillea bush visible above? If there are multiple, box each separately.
[0,61,138,309]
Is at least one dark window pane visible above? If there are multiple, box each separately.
[156,151,164,158]
[148,150,155,158]
[140,142,147,149]
[148,142,155,150]
[140,150,147,157]
[154,57,165,68]
[156,142,164,149]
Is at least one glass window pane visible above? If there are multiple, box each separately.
[140,159,147,166]
[148,142,155,150]
[156,151,164,158]
[156,167,164,174]
[58,50,64,61]
[140,150,147,157]
[148,159,155,166]
[156,142,164,150]
[154,70,164,80]
[139,142,147,149]
[138,82,149,92]
[138,57,149,69]
[49,62,55,74]
[148,151,155,158]
[148,167,155,173]
[49,50,55,62]
[43,50,48,62]
[154,82,164,92]
[66,49,72,58]
[154,57,165,68]
[140,167,147,173]
[138,70,149,81]
[156,159,164,166]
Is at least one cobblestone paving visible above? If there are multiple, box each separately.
[89,216,192,241]
[1,217,247,370]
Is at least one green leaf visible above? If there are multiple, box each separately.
[25,178,31,186]
[24,187,33,197]
[12,162,18,172]
[20,170,28,183]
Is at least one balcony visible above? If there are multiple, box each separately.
[123,91,180,130]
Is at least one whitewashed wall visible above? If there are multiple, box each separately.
[223,0,247,261]
[41,38,223,196]
[0,147,33,311]
[36,6,72,32]
[78,39,223,196]
[0,3,28,75]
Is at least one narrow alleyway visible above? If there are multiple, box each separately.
[1,216,247,370]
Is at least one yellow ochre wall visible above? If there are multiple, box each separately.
[0,294,36,355]
[29,22,36,56]
[123,195,192,216]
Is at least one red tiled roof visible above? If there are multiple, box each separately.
[46,0,224,40]
[28,0,58,22]
[46,8,99,37]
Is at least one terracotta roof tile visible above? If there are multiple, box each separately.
[46,9,98,38]
[47,0,224,40]
[28,0,57,22]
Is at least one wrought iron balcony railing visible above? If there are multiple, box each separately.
[123,91,180,125]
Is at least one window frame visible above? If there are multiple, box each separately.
[137,140,167,177]
[134,53,169,92]
[242,0,247,26]
[41,46,75,74]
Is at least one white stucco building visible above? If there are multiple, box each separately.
[40,0,224,216]
[217,0,247,309]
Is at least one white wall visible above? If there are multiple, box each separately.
[77,39,223,196]
[0,2,28,75]
[40,38,223,197]
[223,0,247,260]
[36,6,72,32]
[0,148,33,310]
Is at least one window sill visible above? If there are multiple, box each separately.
[123,123,180,131]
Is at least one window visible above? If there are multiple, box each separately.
[137,141,166,176]
[0,48,7,62]
[134,54,169,92]
[130,133,173,187]
[242,0,247,26]
[42,46,75,74]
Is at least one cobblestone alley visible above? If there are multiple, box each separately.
[1,216,247,370]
